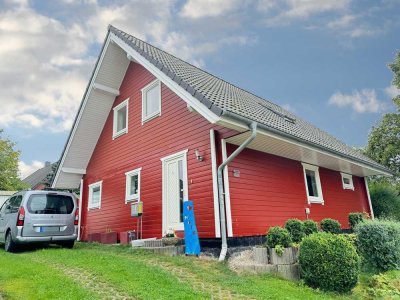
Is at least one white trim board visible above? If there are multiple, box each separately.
[210,129,221,238]
[77,179,83,241]
[221,139,233,237]
[364,177,375,219]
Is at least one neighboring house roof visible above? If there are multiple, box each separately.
[23,162,54,189]
[109,26,389,174]
[52,25,391,189]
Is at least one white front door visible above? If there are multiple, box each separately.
[161,150,188,234]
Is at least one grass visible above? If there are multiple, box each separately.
[0,242,398,299]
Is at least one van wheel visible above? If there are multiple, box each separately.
[5,231,17,253]
[59,241,75,249]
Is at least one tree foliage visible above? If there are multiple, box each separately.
[0,130,28,191]
[365,52,400,184]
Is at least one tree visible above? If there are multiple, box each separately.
[365,52,400,185]
[0,129,29,191]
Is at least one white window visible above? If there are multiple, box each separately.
[113,99,128,139]
[142,80,161,123]
[302,163,324,204]
[341,173,354,190]
[88,181,102,209]
[125,167,142,203]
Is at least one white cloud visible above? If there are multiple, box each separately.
[180,0,244,19]
[327,15,356,29]
[385,85,400,98]
[328,89,386,113]
[18,160,44,179]
[259,0,350,26]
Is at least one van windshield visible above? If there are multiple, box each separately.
[27,194,74,214]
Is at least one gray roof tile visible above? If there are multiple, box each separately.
[109,25,390,173]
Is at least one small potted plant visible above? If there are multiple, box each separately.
[162,228,183,246]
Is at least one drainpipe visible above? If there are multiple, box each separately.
[218,122,257,261]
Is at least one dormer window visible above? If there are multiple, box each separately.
[113,99,129,139]
[341,173,354,190]
[142,80,161,123]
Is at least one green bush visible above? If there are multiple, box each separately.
[355,220,400,272]
[366,272,400,299]
[266,226,292,248]
[320,218,341,234]
[284,219,305,243]
[349,212,368,230]
[369,181,400,221]
[299,232,360,293]
[303,220,319,235]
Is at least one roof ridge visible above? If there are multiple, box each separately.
[108,25,285,114]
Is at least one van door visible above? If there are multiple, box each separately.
[0,198,11,242]
[23,193,76,237]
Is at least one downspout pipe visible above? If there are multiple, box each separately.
[218,122,257,261]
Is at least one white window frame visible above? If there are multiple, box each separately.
[88,180,102,210]
[141,79,161,124]
[125,167,142,203]
[113,98,129,139]
[302,163,324,204]
[341,172,354,190]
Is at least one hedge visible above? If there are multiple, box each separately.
[355,219,400,272]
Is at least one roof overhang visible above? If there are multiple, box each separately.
[218,115,392,177]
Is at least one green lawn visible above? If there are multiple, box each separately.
[0,242,397,299]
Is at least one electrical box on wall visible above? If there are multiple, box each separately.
[131,201,143,217]
[233,169,240,177]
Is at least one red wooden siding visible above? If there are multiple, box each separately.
[81,61,219,240]
[225,144,371,237]
[79,61,372,241]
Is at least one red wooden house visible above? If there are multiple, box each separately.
[51,26,391,247]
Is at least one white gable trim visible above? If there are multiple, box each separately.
[51,34,114,188]
[110,32,220,124]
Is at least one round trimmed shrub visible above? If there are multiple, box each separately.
[355,220,400,272]
[320,218,341,234]
[348,212,368,230]
[304,220,319,235]
[285,219,305,243]
[266,226,292,248]
[299,232,360,293]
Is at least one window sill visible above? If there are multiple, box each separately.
[125,198,139,204]
[113,129,127,140]
[142,112,160,124]
[308,198,324,205]
[88,206,100,210]
[343,186,354,191]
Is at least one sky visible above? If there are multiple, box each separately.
[0,0,399,179]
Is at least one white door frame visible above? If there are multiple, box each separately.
[161,149,189,235]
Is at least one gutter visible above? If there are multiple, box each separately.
[218,122,257,261]
[222,111,393,176]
